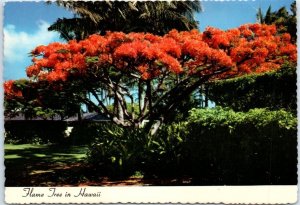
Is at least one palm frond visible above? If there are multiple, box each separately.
[48,0,202,39]
[256,7,264,23]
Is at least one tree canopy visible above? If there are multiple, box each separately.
[4,24,297,130]
[48,1,201,40]
[4,79,82,119]
[202,2,297,113]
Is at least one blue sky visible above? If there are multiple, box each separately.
[4,0,294,80]
[197,0,294,31]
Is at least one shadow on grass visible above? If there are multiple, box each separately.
[5,144,197,186]
[5,144,100,186]
[5,144,87,162]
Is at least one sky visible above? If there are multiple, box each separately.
[3,0,295,80]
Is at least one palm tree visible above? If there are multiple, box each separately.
[48,1,202,40]
[256,1,296,41]
[256,6,273,24]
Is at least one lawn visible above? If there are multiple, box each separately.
[5,144,88,161]
[5,143,194,186]
[5,144,89,186]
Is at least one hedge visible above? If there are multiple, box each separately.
[205,65,296,113]
[87,107,297,185]
[4,121,109,145]
[183,107,297,185]
[4,121,68,144]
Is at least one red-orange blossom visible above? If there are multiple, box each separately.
[22,23,296,83]
[4,23,297,127]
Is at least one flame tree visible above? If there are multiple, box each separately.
[4,24,296,131]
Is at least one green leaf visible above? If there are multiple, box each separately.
[155,60,163,66]
[85,56,99,63]
[176,135,183,143]
[56,49,69,54]
[111,156,116,163]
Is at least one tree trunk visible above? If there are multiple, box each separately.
[115,86,124,123]
[144,76,213,133]
[138,80,142,115]
[146,80,152,115]
[77,105,82,121]
[205,86,209,107]
[149,117,164,136]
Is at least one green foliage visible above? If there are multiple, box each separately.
[188,107,297,130]
[49,1,201,40]
[106,103,141,116]
[67,122,110,145]
[6,105,296,184]
[86,122,190,178]
[205,65,296,112]
[86,124,148,178]
[256,1,296,41]
[5,121,68,144]
[4,79,81,120]
[86,107,297,184]
[85,56,99,63]
[185,107,297,184]
[141,122,189,177]
[164,96,198,123]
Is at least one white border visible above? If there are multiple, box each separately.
[2,0,300,204]
[5,186,298,204]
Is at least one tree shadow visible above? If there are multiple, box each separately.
[5,144,94,186]
[5,144,195,186]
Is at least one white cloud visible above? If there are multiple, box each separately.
[4,20,59,64]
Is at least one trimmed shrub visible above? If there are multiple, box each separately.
[184,107,297,184]
[206,65,296,113]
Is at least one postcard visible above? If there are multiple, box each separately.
[3,0,297,203]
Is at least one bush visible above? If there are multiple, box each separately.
[4,120,113,145]
[185,107,297,184]
[86,122,190,178]
[141,122,189,177]
[86,107,297,184]
[206,65,296,113]
[5,121,67,144]
[67,122,111,145]
[86,124,148,178]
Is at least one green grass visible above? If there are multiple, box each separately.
[5,143,88,162]
[5,143,89,186]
